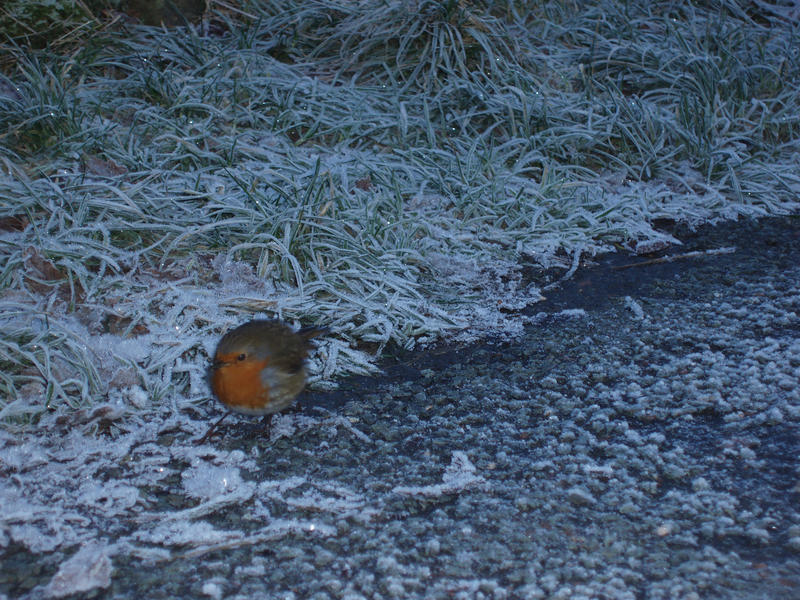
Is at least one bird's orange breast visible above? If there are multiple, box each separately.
[211,354,272,414]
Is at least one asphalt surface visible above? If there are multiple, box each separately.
[2,215,799,599]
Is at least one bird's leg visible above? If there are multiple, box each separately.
[197,412,229,444]
[260,414,274,441]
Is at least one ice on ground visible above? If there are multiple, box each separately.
[182,465,249,501]
[624,296,645,320]
[201,581,223,600]
[133,521,241,548]
[394,451,484,497]
[77,479,140,513]
[257,477,377,519]
[44,541,112,598]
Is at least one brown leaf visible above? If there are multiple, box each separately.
[355,177,373,191]
[0,215,29,231]
[82,154,128,177]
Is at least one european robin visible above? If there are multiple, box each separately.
[200,319,326,442]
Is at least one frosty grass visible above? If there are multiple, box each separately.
[1,1,799,421]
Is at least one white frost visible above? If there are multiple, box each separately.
[393,451,484,497]
[44,541,113,598]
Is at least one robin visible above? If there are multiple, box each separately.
[199,319,327,442]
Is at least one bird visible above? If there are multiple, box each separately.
[199,319,327,442]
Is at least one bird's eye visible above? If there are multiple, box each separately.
[237,353,246,361]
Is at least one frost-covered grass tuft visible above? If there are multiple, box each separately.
[1,0,799,423]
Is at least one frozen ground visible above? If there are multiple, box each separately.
[1,215,798,599]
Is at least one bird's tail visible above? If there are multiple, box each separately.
[297,325,329,341]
